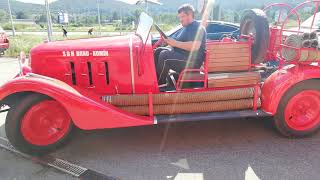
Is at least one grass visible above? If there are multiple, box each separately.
[3,23,136,32]
[3,22,176,33]
[4,34,99,57]
[5,35,43,57]
[3,23,175,58]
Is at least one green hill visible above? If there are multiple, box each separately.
[0,0,306,16]
[0,0,43,14]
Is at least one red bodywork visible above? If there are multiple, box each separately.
[0,75,153,130]
[262,64,320,114]
[2,3,320,131]
[30,35,159,95]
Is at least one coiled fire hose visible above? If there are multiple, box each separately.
[282,32,319,62]
[102,87,262,115]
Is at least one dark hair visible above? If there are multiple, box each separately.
[178,4,195,17]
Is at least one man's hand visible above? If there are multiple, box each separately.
[164,38,178,47]
[164,38,202,52]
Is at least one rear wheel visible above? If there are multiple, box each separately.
[274,80,320,137]
[5,94,73,156]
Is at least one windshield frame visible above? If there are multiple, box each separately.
[135,12,154,46]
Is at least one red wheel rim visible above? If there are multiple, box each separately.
[21,100,71,146]
[285,90,320,131]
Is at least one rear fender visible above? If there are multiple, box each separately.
[0,74,153,130]
[261,64,320,115]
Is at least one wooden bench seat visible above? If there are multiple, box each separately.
[176,40,258,90]
[207,41,251,73]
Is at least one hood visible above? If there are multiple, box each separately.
[31,35,133,55]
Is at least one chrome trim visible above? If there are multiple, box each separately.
[129,36,135,94]
[154,116,158,124]
[169,74,177,87]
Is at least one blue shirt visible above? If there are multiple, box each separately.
[173,21,207,66]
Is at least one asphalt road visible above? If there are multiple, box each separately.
[0,58,76,180]
[1,57,320,180]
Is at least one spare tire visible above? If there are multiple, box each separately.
[240,9,270,64]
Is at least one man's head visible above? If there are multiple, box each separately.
[178,4,195,27]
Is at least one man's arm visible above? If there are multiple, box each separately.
[164,26,205,52]
[165,39,201,52]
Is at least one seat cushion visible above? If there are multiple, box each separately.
[208,71,260,88]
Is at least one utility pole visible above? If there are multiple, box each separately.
[97,0,102,36]
[217,0,221,21]
[120,8,123,35]
[7,0,15,36]
[145,0,149,13]
[45,0,53,41]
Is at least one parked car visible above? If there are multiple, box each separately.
[152,21,240,44]
[0,27,9,55]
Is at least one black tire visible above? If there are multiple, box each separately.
[274,80,320,138]
[5,94,73,156]
[240,9,270,64]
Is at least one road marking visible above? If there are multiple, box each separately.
[173,173,204,180]
[0,137,119,180]
[245,164,261,180]
[170,158,190,170]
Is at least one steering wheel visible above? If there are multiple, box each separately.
[152,24,168,49]
[154,24,168,39]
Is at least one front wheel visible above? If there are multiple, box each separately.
[5,94,73,156]
[274,80,320,137]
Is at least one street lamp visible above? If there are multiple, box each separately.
[7,0,15,36]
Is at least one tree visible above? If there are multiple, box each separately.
[133,9,142,23]
[234,12,240,23]
[123,15,135,25]
[0,10,9,22]
[112,11,119,21]
[34,14,47,24]
[16,11,29,19]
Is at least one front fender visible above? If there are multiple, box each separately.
[0,74,152,130]
[261,64,320,115]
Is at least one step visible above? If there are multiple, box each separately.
[155,110,271,124]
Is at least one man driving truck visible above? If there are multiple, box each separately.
[155,4,207,89]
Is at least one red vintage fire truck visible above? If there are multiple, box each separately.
[1,1,320,156]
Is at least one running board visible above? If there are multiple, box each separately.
[155,110,272,124]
